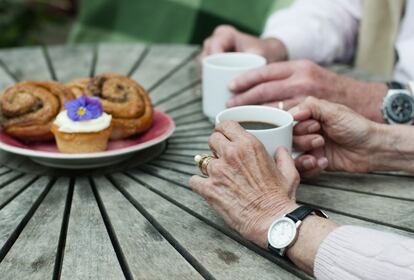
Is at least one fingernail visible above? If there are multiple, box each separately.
[308,123,320,133]
[311,137,324,148]
[302,159,315,170]
[226,99,235,107]
[317,157,328,169]
[228,81,236,91]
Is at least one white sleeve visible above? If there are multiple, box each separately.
[262,0,362,64]
[315,226,414,280]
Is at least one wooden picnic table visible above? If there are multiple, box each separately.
[0,43,413,280]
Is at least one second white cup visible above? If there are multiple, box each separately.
[202,52,266,122]
[216,106,294,156]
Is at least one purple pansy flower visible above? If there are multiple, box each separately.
[65,96,103,121]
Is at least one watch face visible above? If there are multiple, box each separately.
[385,93,414,123]
[268,217,297,249]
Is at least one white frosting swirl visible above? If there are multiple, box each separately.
[54,110,112,133]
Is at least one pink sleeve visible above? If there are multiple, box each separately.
[314,225,414,280]
[262,0,361,64]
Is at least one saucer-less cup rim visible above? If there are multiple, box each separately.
[215,105,294,132]
[203,52,267,71]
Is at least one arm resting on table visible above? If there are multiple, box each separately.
[315,226,414,280]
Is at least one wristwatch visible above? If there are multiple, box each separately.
[382,81,414,125]
[267,205,328,257]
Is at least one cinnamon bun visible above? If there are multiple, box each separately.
[0,81,75,142]
[66,73,153,140]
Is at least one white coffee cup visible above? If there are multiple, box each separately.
[216,106,293,156]
[202,53,266,122]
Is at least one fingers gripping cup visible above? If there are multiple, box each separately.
[216,106,294,156]
[202,53,266,122]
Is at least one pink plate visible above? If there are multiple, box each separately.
[0,110,175,169]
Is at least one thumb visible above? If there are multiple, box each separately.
[274,146,300,198]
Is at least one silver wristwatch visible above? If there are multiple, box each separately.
[382,81,414,125]
[267,206,328,257]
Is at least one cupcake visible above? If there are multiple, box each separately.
[51,96,112,154]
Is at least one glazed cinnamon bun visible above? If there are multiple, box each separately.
[66,73,153,140]
[0,81,75,142]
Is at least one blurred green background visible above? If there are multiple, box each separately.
[0,0,292,48]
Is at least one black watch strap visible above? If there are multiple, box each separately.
[387,81,406,90]
[285,205,328,222]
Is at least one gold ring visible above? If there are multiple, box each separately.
[194,154,215,176]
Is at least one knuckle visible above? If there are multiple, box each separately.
[297,60,316,72]
[304,96,318,105]
[203,38,211,48]
[209,161,221,176]
[294,77,316,92]
[250,138,264,151]
[223,145,240,163]
[214,25,235,35]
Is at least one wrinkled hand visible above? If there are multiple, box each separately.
[291,97,379,177]
[200,25,288,63]
[227,60,388,122]
[189,121,299,248]
[227,60,348,109]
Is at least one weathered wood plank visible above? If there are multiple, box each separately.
[150,56,199,105]
[11,159,49,176]
[297,184,414,232]
[0,174,37,208]
[158,154,195,166]
[46,45,94,82]
[156,85,201,114]
[131,45,198,90]
[0,166,10,176]
[170,129,212,139]
[167,102,203,120]
[150,160,197,175]
[93,176,203,280]
[4,155,26,170]
[131,167,414,239]
[305,172,414,200]
[164,149,209,157]
[174,122,214,133]
[140,164,191,187]
[175,114,208,125]
[95,43,147,75]
[0,171,24,189]
[0,47,51,80]
[168,135,209,144]
[60,177,123,280]
[112,173,302,280]
[0,178,68,280]
[0,176,51,254]
[0,151,16,169]
[168,143,210,151]
[0,65,15,91]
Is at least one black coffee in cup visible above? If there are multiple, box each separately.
[238,121,279,130]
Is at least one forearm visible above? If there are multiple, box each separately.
[285,216,339,275]
[337,77,387,123]
[369,123,414,173]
